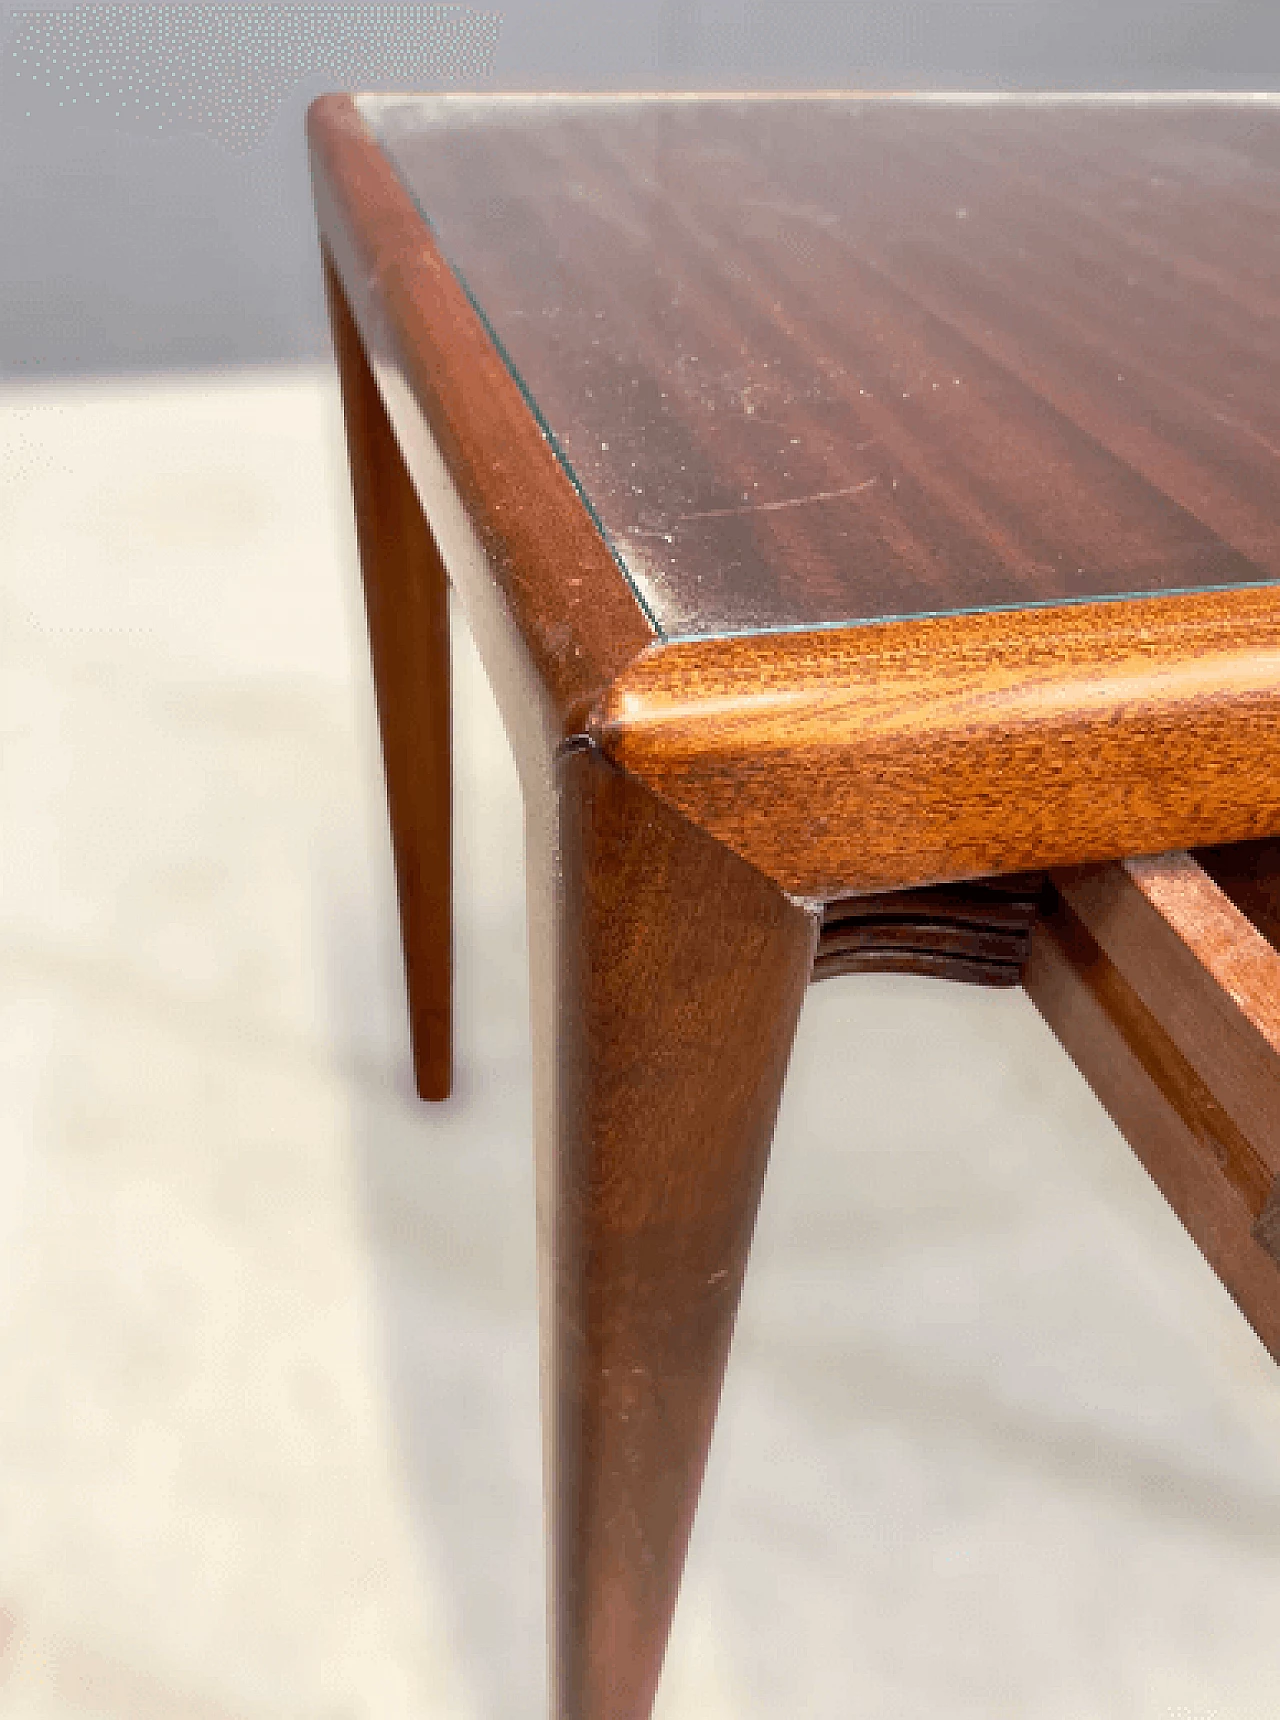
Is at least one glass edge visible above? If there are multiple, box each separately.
[661,577,1280,645]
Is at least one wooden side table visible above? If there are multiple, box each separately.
[307,92,1280,1720]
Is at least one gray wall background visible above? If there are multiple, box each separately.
[2,1,1279,379]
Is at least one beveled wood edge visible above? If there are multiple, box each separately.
[306,92,655,784]
[595,588,1280,902]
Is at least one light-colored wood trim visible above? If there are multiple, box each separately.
[597,590,1280,899]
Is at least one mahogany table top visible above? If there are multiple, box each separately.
[364,93,1280,638]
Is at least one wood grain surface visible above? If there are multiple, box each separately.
[1027,850,1280,1358]
[597,586,1280,898]
[365,94,1280,638]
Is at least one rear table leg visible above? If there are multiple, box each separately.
[324,249,453,1100]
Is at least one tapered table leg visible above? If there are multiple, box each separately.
[529,741,817,1720]
[323,249,453,1099]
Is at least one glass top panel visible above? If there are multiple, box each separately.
[364,94,1280,640]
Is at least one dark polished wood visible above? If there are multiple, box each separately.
[536,741,816,1720]
[1027,852,1280,1358]
[324,248,453,1100]
[367,93,1280,638]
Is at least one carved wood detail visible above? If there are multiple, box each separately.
[814,874,1046,988]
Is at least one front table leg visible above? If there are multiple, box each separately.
[530,741,818,1720]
